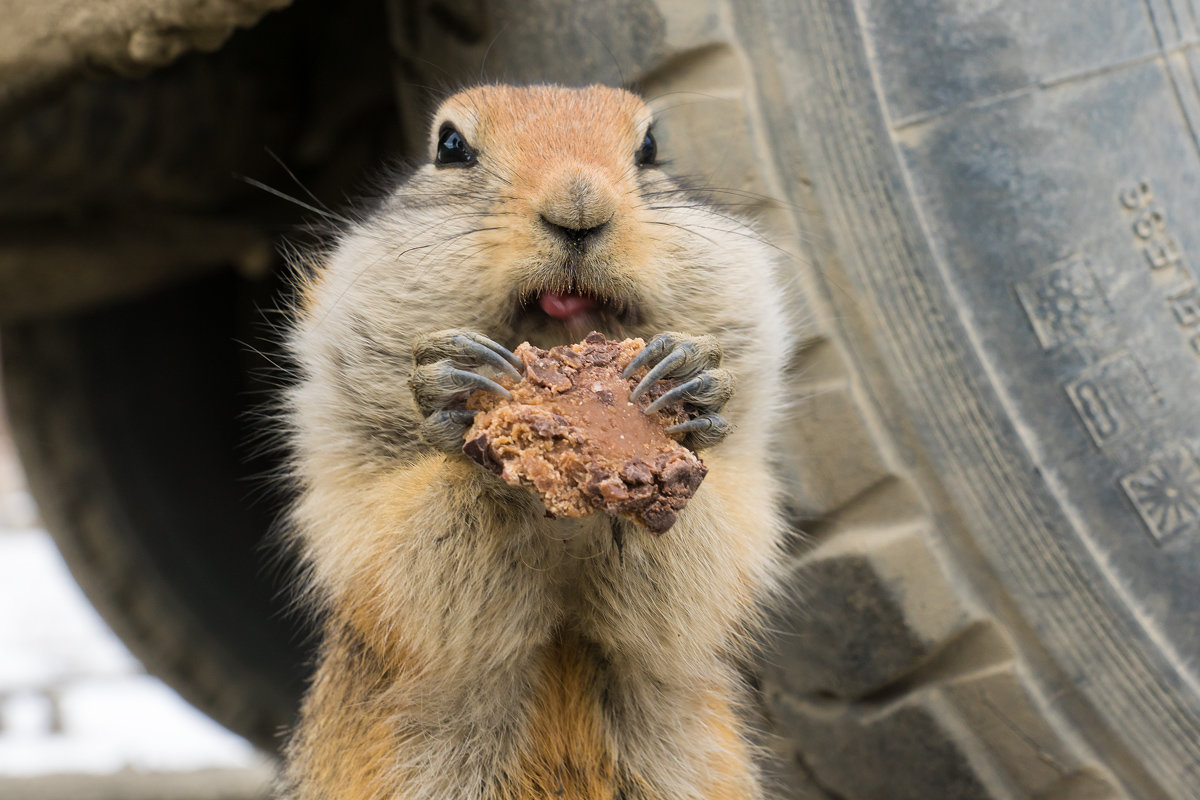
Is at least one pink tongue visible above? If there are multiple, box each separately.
[538,292,598,320]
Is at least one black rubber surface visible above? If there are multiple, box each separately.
[3,271,309,748]
[0,0,399,751]
[731,1,1200,796]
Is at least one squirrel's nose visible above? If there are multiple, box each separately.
[539,215,609,247]
[537,168,617,248]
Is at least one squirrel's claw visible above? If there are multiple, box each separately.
[410,329,521,454]
[410,362,511,417]
[413,330,523,380]
[419,409,480,453]
[624,332,722,401]
[665,415,731,449]
[625,332,732,450]
[629,349,687,403]
[643,369,734,415]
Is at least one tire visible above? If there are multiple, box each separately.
[0,0,398,752]
[729,4,1200,798]
[2,272,307,748]
[391,1,1200,798]
[5,1,1200,797]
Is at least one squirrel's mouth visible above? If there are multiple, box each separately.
[511,289,638,338]
[538,291,599,321]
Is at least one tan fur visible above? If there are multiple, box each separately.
[499,632,618,798]
[278,84,795,799]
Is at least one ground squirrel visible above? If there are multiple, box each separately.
[278,84,795,799]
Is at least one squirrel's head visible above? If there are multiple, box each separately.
[422,85,661,341]
[298,84,769,354]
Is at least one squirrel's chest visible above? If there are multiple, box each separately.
[536,513,620,564]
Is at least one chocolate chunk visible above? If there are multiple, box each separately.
[596,477,630,503]
[621,484,657,511]
[660,453,708,497]
[639,503,679,535]
[462,434,502,475]
[526,357,572,392]
[589,384,614,406]
[462,333,707,534]
[619,459,654,486]
[548,345,584,369]
[525,409,568,438]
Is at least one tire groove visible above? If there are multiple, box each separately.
[730,0,1200,796]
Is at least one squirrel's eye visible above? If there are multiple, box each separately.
[436,124,476,167]
[635,129,657,167]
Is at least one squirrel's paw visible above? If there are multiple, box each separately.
[623,332,734,450]
[409,330,521,453]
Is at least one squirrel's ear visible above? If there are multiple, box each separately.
[435,123,477,167]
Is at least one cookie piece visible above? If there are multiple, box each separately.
[463,332,706,534]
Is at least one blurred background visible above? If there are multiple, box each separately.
[0,395,273,798]
[5,1,1200,799]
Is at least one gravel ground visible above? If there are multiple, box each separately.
[0,401,275,798]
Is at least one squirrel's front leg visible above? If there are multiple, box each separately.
[281,333,561,799]
[577,332,777,800]
[283,459,561,799]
